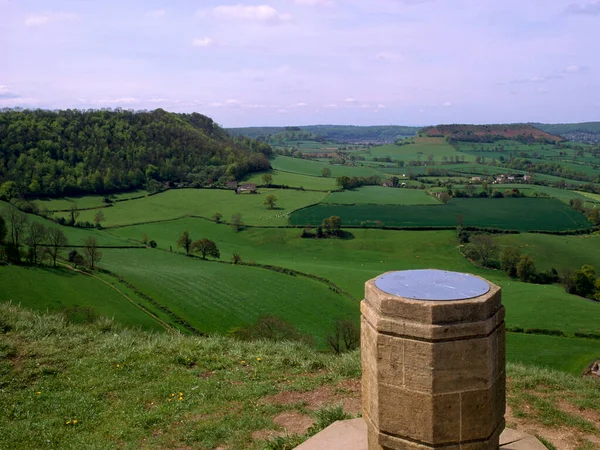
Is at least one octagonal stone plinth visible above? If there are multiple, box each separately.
[361,270,505,450]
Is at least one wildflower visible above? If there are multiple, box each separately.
[73,420,78,424]
[171,393,175,397]
[66,420,71,425]
[241,360,246,365]
[35,392,41,395]
[168,399,172,403]
[256,357,261,361]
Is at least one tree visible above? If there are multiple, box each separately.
[439,192,451,204]
[322,216,342,237]
[391,176,399,187]
[191,238,220,259]
[0,214,6,245]
[69,204,80,226]
[264,194,277,209]
[500,246,521,277]
[321,167,331,178]
[469,234,498,267]
[232,253,242,264]
[82,236,102,270]
[325,319,360,355]
[3,205,28,251]
[177,231,192,255]
[25,222,47,264]
[516,256,537,283]
[231,213,244,232]
[0,181,19,201]
[572,265,596,298]
[262,173,273,186]
[94,210,105,227]
[212,212,223,223]
[47,228,68,267]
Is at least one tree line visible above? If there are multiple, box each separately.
[0,108,272,198]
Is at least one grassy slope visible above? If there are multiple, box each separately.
[98,248,358,346]
[271,156,381,178]
[495,233,600,272]
[0,265,164,331]
[322,186,440,205]
[1,304,597,450]
[243,170,338,191]
[290,198,590,231]
[51,189,328,227]
[33,190,150,211]
[369,137,477,162]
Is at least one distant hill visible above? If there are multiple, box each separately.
[0,109,272,197]
[421,124,563,144]
[227,125,420,143]
[532,122,600,144]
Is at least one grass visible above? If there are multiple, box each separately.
[98,248,359,346]
[1,304,597,449]
[369,137,476,162]
[495,233,600,272]
[33,190,149,211]
[0,265,164,331]
[290,198,591,231]
[270,156,381,178]
[322,186,439,205]
[51,188,328,227]
[243,170,339,191]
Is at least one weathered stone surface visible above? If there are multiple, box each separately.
[361,271,505,450]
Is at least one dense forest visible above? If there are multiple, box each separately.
[227,125,420,143]
[0,108,272,197]
[421,124,562,144]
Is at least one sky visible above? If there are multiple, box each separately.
[1,0,599,127]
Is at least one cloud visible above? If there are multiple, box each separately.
[0,86,20,99]
[564,65,588,73]
[566,1,600,15]
[192,37,216,48]
[295,0,333,6]
[509,75,562,84]
[145,9,166,19]
[99,97,139,105]
[289,102,307,107]
[212,4,292,25]
[443,102,452,107]
[24,12,77,27]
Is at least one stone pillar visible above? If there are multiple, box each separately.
[361,270,505,450]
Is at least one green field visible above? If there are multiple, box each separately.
[323,186,439,205]
[369,137,476,163]
[34,190,149,211]
[0,265,164,331]
[495,233,600,271]
[290,198,590,231]
[98,248,358,346]
[51,188,328,227]
[271,156,381,178]
[243,170,338,191]
[507,333,599,374]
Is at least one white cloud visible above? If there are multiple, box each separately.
[443,102,452,107]
[24,12,77,27]
[212,5,292,25]
[0,85,20,99]
[289,102,307,107]
[192,37,216,48]
[145,9,166,19]
[377,104,386,109]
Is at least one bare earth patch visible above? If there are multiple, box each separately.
[505,405,600,450]
[261,378,361,415]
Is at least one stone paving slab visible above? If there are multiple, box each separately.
[295,419,547,450]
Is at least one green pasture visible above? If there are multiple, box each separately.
[243,170,338,191]
[369,137,476,162]
[495,233,600,272]
[507,333,599,375]
[33,190,149,211]
[290,198,590,231]
[51,188,328,227]
[98,248,358,346]
[270,156,381,178]
[110,221,599,336]
[0,265,163,331]
[0,201,129,247]
[322,186,439,205]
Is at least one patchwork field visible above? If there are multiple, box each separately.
[322,186,439,205]
[51,188,328,227]
[242,169,338,191]
[98,248,358,346]
[0,265,164,331]
[270,156,381,178]
[290,198,590,231]
[33,190,149,211]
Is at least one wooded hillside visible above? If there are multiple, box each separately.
[0,109,272,197]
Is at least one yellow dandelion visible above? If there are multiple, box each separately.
[116,364,120,368]
[35,391,41,395]
[256,357,261,361]
[73,420,78,424]
[171,393,175,397]
[168,398,172,403]
[179,392,183,396]
[241,360,246,364]
[66,420,71,425]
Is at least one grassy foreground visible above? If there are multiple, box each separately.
[1,304,599,450]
